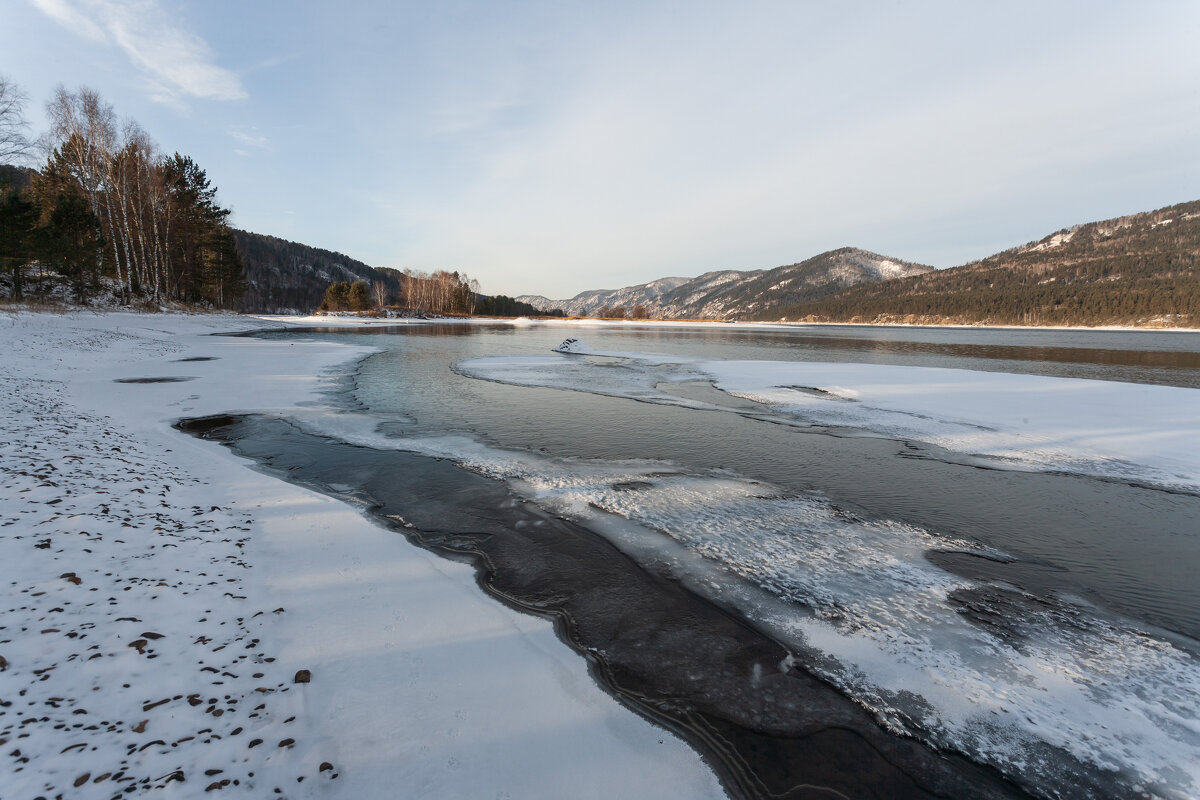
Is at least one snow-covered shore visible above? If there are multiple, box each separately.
[0,310,724,799]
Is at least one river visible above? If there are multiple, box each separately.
[184,321,1200,800]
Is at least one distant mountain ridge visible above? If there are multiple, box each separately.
[518,248,932,319]
[757,200,1200,327]
[517,275,692,318]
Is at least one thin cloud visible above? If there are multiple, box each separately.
[30,0,246,102]
[30,0,105,40]
[228,126,270,149]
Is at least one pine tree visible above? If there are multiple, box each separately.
[43,190,103,303]
[0,183,38,300]
[321,281,351,311]
[347,280,371,311]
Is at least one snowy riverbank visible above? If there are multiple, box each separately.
[0,310,724,799]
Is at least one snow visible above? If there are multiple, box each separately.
[0,311,724,800]
[460,350,1200,491]
[868,258,905,279]
[704,360,1200,488]
[1025,228,1079,252]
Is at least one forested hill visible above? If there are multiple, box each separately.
[233,229,404,314]
[753,200,1200,327]
[0,164,35,190]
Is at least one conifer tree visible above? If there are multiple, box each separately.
[0,183,38,300]
[320,281,351,310]
[44,191,102,303]
[348,280,371,310]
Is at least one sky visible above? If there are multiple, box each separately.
[3,0,1199,298]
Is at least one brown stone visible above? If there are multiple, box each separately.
[74,773,90,786]
[293,669,311,684]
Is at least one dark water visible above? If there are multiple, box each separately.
[205,322,1200,800]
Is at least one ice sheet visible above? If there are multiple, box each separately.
[457,350,1200,491]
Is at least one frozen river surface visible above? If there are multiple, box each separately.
[222,322,1200,800]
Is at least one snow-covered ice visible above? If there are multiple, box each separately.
[458,349,1200,491]
[0,311,724,799]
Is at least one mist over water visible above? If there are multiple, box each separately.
[254,322,1200,799]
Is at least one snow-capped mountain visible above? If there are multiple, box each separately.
[516,276,691,317]
[519,248,932,319]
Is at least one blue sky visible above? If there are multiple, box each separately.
[5,0,1199,297]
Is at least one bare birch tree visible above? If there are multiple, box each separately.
[44,86,122,291]
[0,75,33,163]
[34,86,243,307]
[371,279,388,308]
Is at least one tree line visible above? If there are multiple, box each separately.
[320,275,566,318]
[474,294,563,317]
[0,78,243,307]
[320,270,480,314]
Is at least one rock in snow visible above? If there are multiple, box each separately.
[554,337,590,354]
